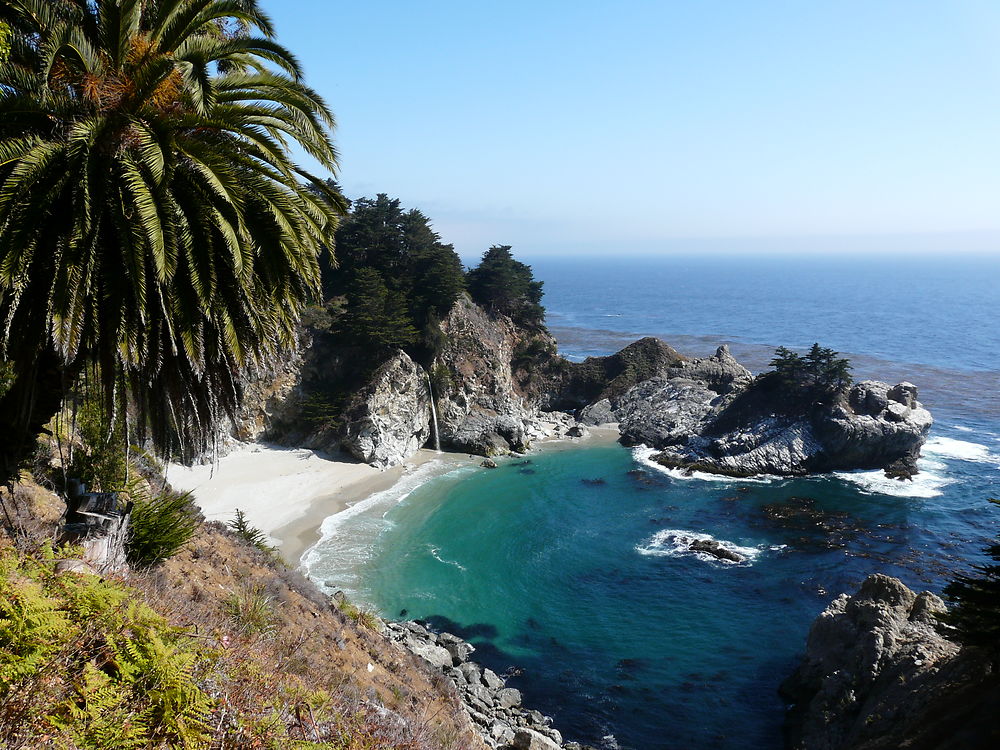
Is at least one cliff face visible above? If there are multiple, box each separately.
[225,294,581,467]
[588,344,930,477]
[781,575,999,750]
[432,295,561,456]
[340,351,432,468]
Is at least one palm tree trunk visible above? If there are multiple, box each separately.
[0,346,66,484]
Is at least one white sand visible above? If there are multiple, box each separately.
[169,427,624,563]
[167,444,384,557]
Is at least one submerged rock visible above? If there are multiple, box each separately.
[687,538,747,564]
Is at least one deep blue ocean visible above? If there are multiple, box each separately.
[304,254,1000,750]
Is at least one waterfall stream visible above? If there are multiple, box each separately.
[425,371,442,453]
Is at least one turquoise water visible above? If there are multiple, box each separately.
[304,255,1000,749]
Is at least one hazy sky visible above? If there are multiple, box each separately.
[260,1,1000,256]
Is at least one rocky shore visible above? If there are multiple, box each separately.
[384,620,596,750]
[781,574,998,750]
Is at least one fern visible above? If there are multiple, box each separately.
[0,544,212,747]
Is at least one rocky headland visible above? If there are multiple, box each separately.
[227,297,932,480]
[781,574,998,750]
[578,345,932,478]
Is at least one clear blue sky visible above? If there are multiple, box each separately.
[260,0,1000,256]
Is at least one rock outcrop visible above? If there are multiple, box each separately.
[606,345,751,445]
[385,620,594,750]
[339,350,432,469]
[595,344,930,477]
[549,337,686,411]
[434,295,560,456]
[781,574,998,750]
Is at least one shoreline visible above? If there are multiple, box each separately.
[168,426,622,565]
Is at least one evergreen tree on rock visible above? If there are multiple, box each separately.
[466,245,545,328]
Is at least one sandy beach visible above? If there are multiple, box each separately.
[167,445,453,561]
[168,427,622,564]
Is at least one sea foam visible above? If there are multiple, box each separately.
[636,529,760,566]
[922,436,999,465]
[300,459,469,596]
[631,446,778,484]
[833,459,954,498]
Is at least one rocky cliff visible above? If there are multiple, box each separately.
[224,294,585,468]
[578,343,931,477]
[781,575,999,750]
[432,294,567,456]
[340,351,432,468]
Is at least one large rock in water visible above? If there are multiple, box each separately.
[340,350,431,468]
[781,575,998,750]
[614,345,752,446]
[608,345,931,477]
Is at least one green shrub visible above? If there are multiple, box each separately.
[227,509,280,562]
[0,543,212,747]
[126,487,200,567]
[336,598,380,632]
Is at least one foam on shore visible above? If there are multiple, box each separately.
[300,460,473,598]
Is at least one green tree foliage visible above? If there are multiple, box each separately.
[0,0,344,479]
[321,194,465,352]
[66,392,129,493]
[938,499,1000,663]
[342,268,418,350]
[466,245,545,328]
[769,343,852,393]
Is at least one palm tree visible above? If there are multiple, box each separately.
[0,0,344,479]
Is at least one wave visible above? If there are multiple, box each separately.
[428,544,467,572]
[636,528,760,566]
[631,446,778,484]
[923,436,1000,465]
[833,458,954,498]
[300,459,463,595]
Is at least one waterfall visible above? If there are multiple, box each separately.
[425,371,442,453]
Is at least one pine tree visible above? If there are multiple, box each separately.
[341,269,418,350]
[466,246,545,328]
[939,499,1000,665]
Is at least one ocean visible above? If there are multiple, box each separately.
[302,254,1000,750]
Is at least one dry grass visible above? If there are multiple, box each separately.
[1,473,484,750]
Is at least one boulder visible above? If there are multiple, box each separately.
[340,350,431,468]
[510,728,561,750]
[781,574,995,750]
[578,398,615,426]
[405,640,454,671]
[496,687,522,709]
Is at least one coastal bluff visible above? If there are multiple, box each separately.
[572,344,932,478]
[226,297,931,478]
[781,575,998,750]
